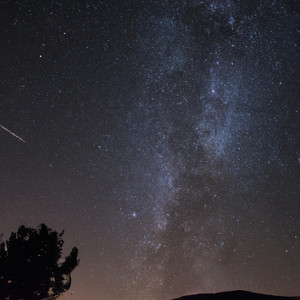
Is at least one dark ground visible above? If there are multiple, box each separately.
[172,290,300,300]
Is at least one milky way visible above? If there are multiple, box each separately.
[0,1,299,299]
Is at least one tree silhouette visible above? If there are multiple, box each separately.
[0,224,79,300]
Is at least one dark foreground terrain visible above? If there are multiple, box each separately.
[172,290,300,300]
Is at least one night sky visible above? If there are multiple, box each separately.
[0,1,299,299]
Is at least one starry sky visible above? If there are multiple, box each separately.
[0,1,299,299]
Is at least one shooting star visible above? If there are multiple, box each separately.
[0,124,26,143]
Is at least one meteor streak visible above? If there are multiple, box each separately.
[0,124,26,143]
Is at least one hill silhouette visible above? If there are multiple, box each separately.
[172,290,300,300]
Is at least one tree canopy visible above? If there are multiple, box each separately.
[0,224,79,300]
